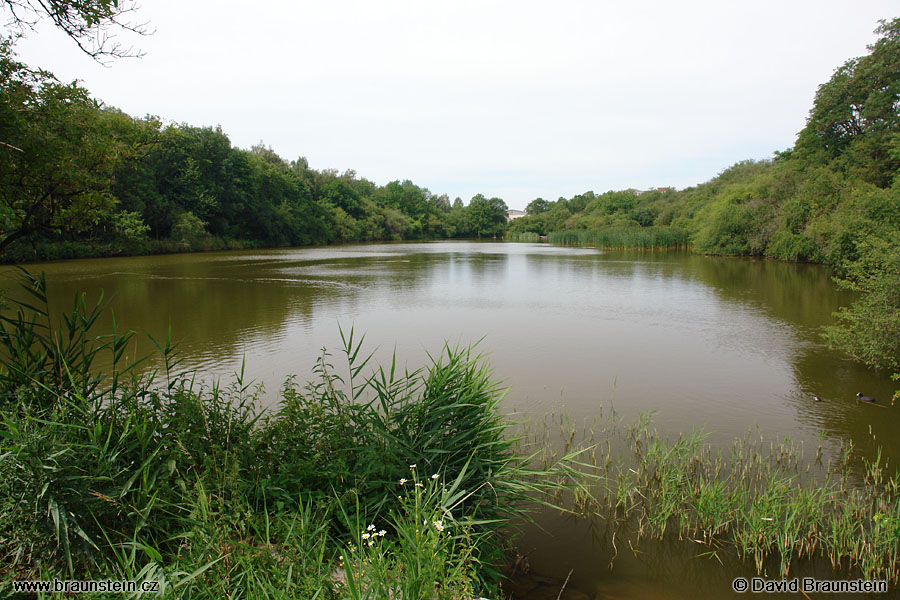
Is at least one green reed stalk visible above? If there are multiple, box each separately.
[546,226,690,249]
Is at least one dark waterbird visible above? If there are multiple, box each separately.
[856,392,877,403]
[813,395,822,402]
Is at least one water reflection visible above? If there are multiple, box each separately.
[514,506,876,599]
[2,242,896,460]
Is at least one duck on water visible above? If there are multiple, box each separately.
[857,392,877,403]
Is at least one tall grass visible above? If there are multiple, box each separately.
[523,408,900,583]
[547,226,690,249]
[505,232,541,242]
[0,270,578,598]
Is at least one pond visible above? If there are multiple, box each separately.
[4,241,897,598]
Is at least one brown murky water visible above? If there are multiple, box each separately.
[4,241,897,598]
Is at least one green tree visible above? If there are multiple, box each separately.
[171,211,207,249]
[795,18,900,187]
[0,42,126,254]
[375,179,434,224]
[110,210,149,244]
[466,194,508,238]
[824,238,900,400]
[320,177,363,219]
[508,214,546,235]
[526,198,549,215]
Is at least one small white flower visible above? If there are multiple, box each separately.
[362,532,370,540]
[433,520,445,532]
[409,464,417,469]
[377,530,386,537]
[368,540,375,547]
[431,473,439,480]
[399,478,407,485]
[415,482,423,487]
[367,524,376,531]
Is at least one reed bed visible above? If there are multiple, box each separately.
[546,226,690,249]
[505,232,541,242]
[519,406,900,584]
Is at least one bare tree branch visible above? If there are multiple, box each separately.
[0,140,25,152]
[2,0,151,62]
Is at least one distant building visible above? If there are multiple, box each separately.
[506,209,527,222]
[633,187,674,196]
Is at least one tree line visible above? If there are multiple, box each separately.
[0,40,509,262]
[508,18,900,396]
[512,18,899,265]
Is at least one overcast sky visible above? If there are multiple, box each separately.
[12,1,899,209]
